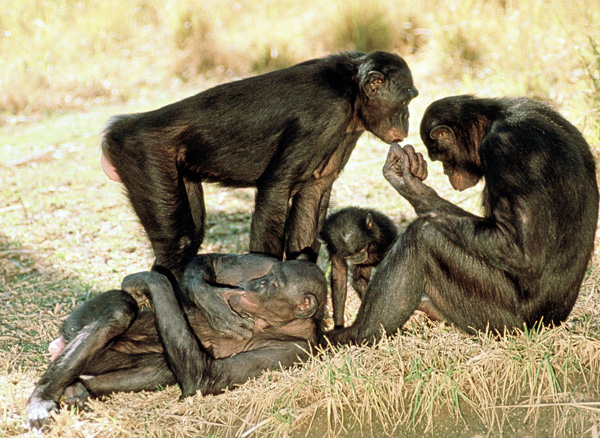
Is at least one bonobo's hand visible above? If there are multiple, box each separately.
[382,143,431,197]
[188,286,254,340]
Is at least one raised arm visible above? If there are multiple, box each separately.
[382,143,545,278]
[182,253,277,340]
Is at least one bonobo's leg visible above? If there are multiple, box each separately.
[60,354,175,409]
[284,179,331,261]
[76,353,175,397]
[121,272,208,398]
[351,265,372,297]
[117,155,199,279]
[327,220,424,344]
[250,182,291,258]
[331,255,349,329]
[184,179,206,250]
[327,218,522,345]
[285,133,361,261]
[27,290,138,429]
[199,341,312,396]
[304,185,333,261]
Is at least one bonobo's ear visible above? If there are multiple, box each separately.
[294,294,318,319]
[430,125,456,148]
[365,213,373,230]
[364,71,385,96]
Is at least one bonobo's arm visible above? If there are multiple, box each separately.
[121,271,310,398]
[198,339,312,396]
[182,254,276,340]
[121,272,206,397]
[383,143,544,277]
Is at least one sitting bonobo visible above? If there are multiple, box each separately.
[27,254,327,429]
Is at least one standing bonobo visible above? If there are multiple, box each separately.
[101,51,418,277]
[327,95,598,345]
[27,254,327,429]
[320,207,397,329]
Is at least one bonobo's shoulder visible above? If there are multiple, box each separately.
[293,51,364,76]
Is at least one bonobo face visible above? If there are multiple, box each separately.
[228,261,327,325]
[427,142,481,191]
[420,97,484,192]
[327,228,371,265]
[357,52,418,144]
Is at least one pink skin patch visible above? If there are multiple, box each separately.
[101,154,121,182]
[48,337,66,361]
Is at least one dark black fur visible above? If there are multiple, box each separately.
[328,95,598,344]
[27,254,327,429]
[320,207,397,328]
[102,51,418,278]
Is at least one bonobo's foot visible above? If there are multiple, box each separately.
[320,326,353,347]
[64,381,91,411]
[123,285,151,309]
[27,399,59,430]
[321,325,382,347]
[121,272,158,308]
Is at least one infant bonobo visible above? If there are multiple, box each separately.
[320,207,397,329]
[27,254,327,429]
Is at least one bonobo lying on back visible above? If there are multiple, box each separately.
[101,51,418,278]
[27,254,327,429]
[320,207,397,329]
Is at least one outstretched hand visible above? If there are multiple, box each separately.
[382,143,431,197]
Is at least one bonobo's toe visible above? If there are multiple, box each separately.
[64,381,91,410]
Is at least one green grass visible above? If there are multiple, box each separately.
[2,0,600,437]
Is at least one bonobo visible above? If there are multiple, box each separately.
[320,207,397,329]
[327,95,599,345]
[27,254,327,429]
[101,51,418,277]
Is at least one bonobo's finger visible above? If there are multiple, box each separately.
[235,318,255,339]
[420,156,428,180]
[413,151,428,180]
[211,313,254,340]
[399,147,414,179]
[217,316,254,340]
[400,144,428,181]
[403,144,420,176]
[219,288,255,338]
[382,142,407,180]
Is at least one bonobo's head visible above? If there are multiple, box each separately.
[320,208,376,265]
[356,51,418,144]
[420,95,485,191]
[229,261,327,325]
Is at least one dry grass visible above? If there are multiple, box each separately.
[2,0,600,437]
